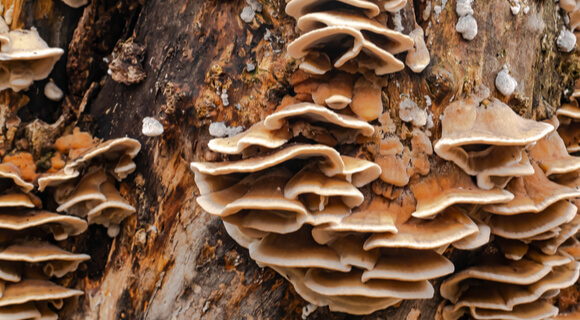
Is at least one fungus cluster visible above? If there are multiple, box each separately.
[192,0,485,315]
[435,92,580,319]
[0,127,141,318]
[0,162,88,317]
[38,129,141,237]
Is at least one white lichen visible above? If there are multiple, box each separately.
[510,0,521,15]
[456,15,478,40]
[142,117,164,137]
[246,62,256,72]
[456,0,477,40]
[392,11,404,33]
[456,0,474,16]
[399,98,428,127]
[495,65,518,96]
[220,88,230,106]
[44,82,63,101]
[209,122,244,137]
[240,6,255,23]
[557,29,577,53]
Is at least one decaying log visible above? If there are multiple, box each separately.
[4,0,580,319]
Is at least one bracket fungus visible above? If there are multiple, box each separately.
[39,129,140,237]
[0,21,63,92]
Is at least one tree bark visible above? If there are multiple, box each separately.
[8,0,580,319]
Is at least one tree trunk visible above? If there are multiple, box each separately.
[7,0,580,319]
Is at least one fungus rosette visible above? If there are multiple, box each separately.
[38,129,141,238]
[0,163,88,318]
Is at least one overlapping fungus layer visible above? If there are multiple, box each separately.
[437,98,580,319]
[192,0,580,318]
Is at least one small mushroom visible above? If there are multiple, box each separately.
[434,96,553,189]
[364,206,479,250]
[0,210,87,241]
[0,279,82,307]
[528,118,580,176]
[409,160,514,219]
[284,165,364,211]
[488,200,577,240]
[86,177,137,237]
[264,102,375,137]
[249,229,351,272]
[303,268,434,299]
[483,161,580,215]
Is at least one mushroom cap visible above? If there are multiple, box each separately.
[285,0,381,19]
[470,300,559,320]
[488,200,577,239]
[440,256,555,302]
[303,268,434,299]
[361,248,454,282]
[327,235,380,270]
[405,26,430,73]
[284,166,364,210]
[0,302,41,320]
[0,241,89,263]
[484,161,580,215]
[0,210,87,241]
[111,154,137,181]
[496,237,529,261]
[0,241,90,278]
[528,118,580,176]
[196,168,307,218]
[434,98,553,180]
[86,177,136,236]
[300,52,333,75]
[296,11,414,55]
[208,122,291,155]
[0,164,33,193]
[287,24,407,75]
[450,262,580,312]
[264,102,375,137]
[364,206,479,250]
[225,209,308,235]
[349,76,383,121]
[223,221,265,248]
[0,279,83,307]
[55,168,107,214]
[556,101,580,153]
[315,193,414,234]
[452,218,491,250]
[475,151,535,190]
[533,214,580,255]
[271,265,402,315]
[248,229,351,272]
[0,193,38,209]
[336,156,381,187]
[410,160,514,219]
[191,144,344,179]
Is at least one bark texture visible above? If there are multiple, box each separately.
[6,0,580,319]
